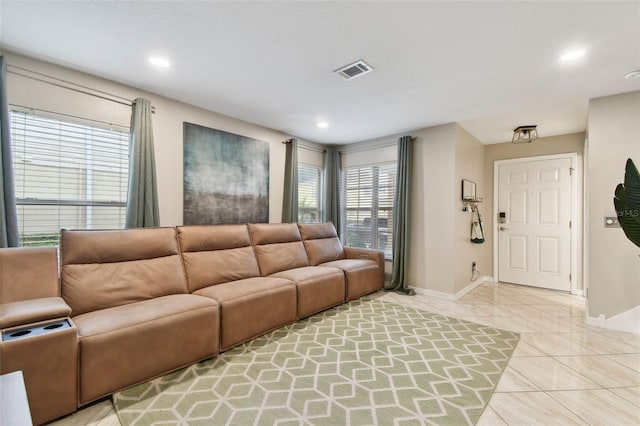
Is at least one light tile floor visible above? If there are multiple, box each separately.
[50,282,640,425]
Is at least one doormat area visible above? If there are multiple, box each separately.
[113,296,519,425]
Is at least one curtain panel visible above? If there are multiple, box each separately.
[125,97,160,228]
[385,135,415,294]
[0,56,19,247]
[323,147,341,234]
[281,138,298,223]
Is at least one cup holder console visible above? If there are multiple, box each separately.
[2,319,72,342]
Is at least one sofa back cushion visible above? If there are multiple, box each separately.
[248,223,309,276]
[60,228,188,316]
[0,247,60,303]
[298,222,346,266]
[177,225,260,292]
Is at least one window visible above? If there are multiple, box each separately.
[10,111,130,246]
[341,162,396,259]
[298,163,322,223]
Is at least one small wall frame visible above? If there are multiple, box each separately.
[462,179,476,201]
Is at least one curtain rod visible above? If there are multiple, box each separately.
[7,64,156,113]
[9,103,130,130]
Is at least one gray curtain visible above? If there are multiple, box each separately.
[281,138,298,223]
[0,56,19,247]
[385,135,415,295]
[323,147,341,234]
[125,97,160,228]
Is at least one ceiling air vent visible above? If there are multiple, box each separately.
[334,60,373,80]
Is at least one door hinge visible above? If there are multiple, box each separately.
[569,273,572,282]
[569,167,574,176]
[569,220,572,229]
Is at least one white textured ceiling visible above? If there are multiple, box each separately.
[1,1,639,144]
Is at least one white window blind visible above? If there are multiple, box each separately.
[10,111,130,247]
[341,162,396,259]
[298,163,322,223]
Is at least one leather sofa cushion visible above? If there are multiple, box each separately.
[298,222,339,240]
[63,256,188,317]
[298,223,345,265]
[178,225,261,292]
[253,242,310,276]
[194,277,296,350]
[177,225,252,252]
[321,259,382,301]
[303,238,345,266]
[249,222,310,276]
[60,228,189,316]
[0,297,71,329]
[0,247,59,303]
[60,228,180,264]
[248,223,302,245]
[271,266,345,318]
[182,247,261,291]
[72,294,219,405]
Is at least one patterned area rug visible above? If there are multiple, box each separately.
[113,296,519,425]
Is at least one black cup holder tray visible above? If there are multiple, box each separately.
[2,319,72,342]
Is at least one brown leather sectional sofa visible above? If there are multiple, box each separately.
[0,222,384,424]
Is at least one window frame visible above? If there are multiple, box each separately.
[10,110,130,247]
[340,161,396,260]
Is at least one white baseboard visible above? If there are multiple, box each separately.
[411,287,457,301]
[572,289,584,297]
[587,305,640,335]
[411,276,494,302]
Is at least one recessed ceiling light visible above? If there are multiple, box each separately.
[624,69,640,80]
[317,122,329,129]
[560,49,586,62]
[149,56,170,68]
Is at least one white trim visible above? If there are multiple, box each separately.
[411,287,457,301]
[411,276,493,301]
[493,153,579,293]
[583,137,590,304]
[586,306,640,335]
[340,137,397,154]
[455,275,494,300]
[298,140,325,154]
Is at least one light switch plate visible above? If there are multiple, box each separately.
[604,216,621,228]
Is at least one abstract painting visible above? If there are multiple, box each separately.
[183,122,269,224]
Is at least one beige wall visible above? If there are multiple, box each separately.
[409,124,457,294]
[587,91,640,318]
[454,125,487,293]
[2,50,298,226]
[484,133,585,289]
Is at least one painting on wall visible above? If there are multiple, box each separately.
[183,122,269,224]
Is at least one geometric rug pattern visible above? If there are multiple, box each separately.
[113,296,519,425]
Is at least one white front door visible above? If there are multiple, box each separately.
[497,157,572,291]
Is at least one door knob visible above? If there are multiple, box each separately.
[499,226,508,231]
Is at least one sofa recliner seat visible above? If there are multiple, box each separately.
[178,225,297,351]
[248,223,346,318]
[298,222,385,301]
[60,228,220,405]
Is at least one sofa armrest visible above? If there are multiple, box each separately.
[344,248,385,276]
[0,297,72,329]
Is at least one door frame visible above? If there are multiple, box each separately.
[493,153,579,294]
